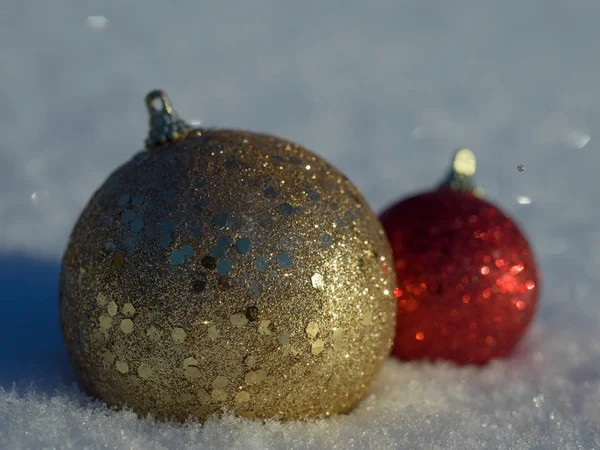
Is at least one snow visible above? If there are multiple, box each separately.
[1,0,600,448]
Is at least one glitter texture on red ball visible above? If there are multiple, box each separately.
[380,149,539,365]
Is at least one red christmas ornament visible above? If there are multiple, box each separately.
[380,149,539,365]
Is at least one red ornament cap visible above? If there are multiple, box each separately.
[380,149,539,364]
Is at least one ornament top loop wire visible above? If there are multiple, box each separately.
[144,90,195,149]
[438,148,483,196]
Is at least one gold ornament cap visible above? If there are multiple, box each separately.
[145,90,196,148]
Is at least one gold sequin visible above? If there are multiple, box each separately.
[91,329,106,344]
[97,292,107,306]
[258,320,272,335]
[230,314,248,327]
[183,357,198,367]
[184,366,201,380]
[327,373,341,388]
[115,360,129,373]
[245,369,267,385]
[311,339,325,355]
[212,389,227,402]
[107,301,118,317]
[332,329,345,352]
[212,376,230,390]
[207,325,219,339]
[98,315,113,330]
[197,388,211,404]
[146,326,161,341]
[171,327,186,343]
[311,273,325,289]
[235,391,251,404]
[103,350,115,366]
[120,319,134,334]
[305,322,319,338]
[137,363,152,379]
[122,303,136,316]
[278,330,290,346]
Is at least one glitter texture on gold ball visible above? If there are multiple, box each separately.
[59,90,396,422]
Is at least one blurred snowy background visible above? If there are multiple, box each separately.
[1,0,600,448]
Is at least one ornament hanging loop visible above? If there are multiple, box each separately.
[144,89,194,149]
[146,89,175,115]
[438,147,482,196]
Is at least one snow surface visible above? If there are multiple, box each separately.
[1,0,600,448]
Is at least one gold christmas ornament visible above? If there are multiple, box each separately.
[60,90,396,422]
